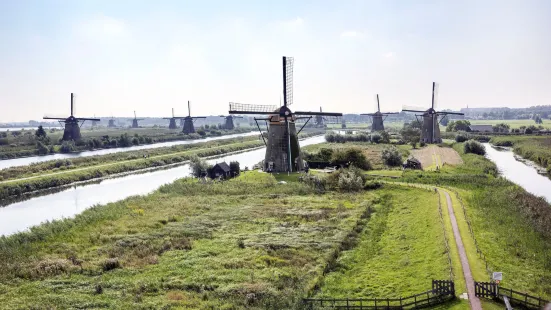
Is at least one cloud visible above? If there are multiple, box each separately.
[340,31,362,38]
[279,17,304,30]
[383,52,394,58]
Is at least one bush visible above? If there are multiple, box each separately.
[229,161,240,177]
[419,141,426,147]
[336,167,366,192]
[36,141,49,155]
[59,141,76,153]
[189,155,211,178]
[330,148,372,170]
[455,134,468,143]
[525,128,533,134]
[364,180,383,190]
[370,133,382,144]
[464,140,486,155]
[381,146,402,166]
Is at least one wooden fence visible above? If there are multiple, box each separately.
[475,282,550,309]
[302,280,455,309]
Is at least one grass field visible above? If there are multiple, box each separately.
[315,185,449,298]
[411,145,463,170]
[470,119,551,129]
[0,179,377,309]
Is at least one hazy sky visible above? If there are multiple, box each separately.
[1,0,550,122]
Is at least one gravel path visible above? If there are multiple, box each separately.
[442,190,482,310]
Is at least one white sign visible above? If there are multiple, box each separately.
[492,272,503,281]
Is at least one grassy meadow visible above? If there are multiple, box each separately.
[470,119,551,129]
[0,176,378,309]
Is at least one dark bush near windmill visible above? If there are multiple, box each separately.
[455,134,468,143]
[464,140,486,155]
[325,166,367,192]
[381,146,402,166]
[370,132,382,144]
[330,148,371,170]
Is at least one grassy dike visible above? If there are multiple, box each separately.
[0,132,323,200]
[0,176,378,309]
[388,143,551,299]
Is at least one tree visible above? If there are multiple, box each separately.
[330,148,371,170]
[400,124,421,144]
[36,141,49,155]
[492,123,510,133]
[35,125,47,139]
[464,140,485,155]
[534,115,543,124]
[446,120,471,132]
[229,161,240,177]
[370,132,382,144]
[455,134,468,142]
[381,146,402,166]
[189,155,211,178]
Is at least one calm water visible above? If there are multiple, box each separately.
[483,143,551,202]
[0,135,325,236]
[0,132,258,170]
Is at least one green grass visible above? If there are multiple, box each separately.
[315,185,450,298]
[470,119,551,129]
[365,170,403,178]
[0,180,376,309]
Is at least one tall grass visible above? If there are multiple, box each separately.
[490,136,551,173]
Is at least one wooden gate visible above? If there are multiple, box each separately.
[474,282,497,298]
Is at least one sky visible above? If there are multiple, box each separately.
[1,0,550,122]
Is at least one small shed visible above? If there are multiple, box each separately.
[210,162,231,179]
[403,157,422,170]
[469,125,493,133]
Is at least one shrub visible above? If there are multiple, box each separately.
[101,258,121,271]
[381,146,402,166]
[336,168,365,192]
[229,161,240,177]
[36,141,49,155]
[59,141,76,153]
[419,141,426,147]
[455,134,468,143]
[330,148,371,170]
[189,155,211,178]
[525,128,533,134]
[464,140,486,155]
[364,180,383,190]
[370,133,382,144]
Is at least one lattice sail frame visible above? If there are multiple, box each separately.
[283,56,294,106]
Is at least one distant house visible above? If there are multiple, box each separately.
[403,157,422,170]
[210,162,231,179]
[469,125,493,133]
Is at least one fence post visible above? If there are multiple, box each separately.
[346,298,350,310]
[399,297,402,308]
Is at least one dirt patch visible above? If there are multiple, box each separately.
[411,146,463,169]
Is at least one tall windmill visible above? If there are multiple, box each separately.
[163,108,184,129]
[132,111,144,128]
[402,82,464,143]
[220,115,243,130]
[361,94,398,132]
[43,93,100,141]
[182,101,207,134]
[229,56,342,173]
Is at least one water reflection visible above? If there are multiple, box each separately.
[483,143,551,202]
[0,135,325,236]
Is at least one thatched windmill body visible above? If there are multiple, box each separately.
[361,94,398,131]
[163,108,185,129]
[182,101,206,134]
[220,115,243,130]
[131,111,144,128]
[402,82,464,143]
[314,107,329,128]
[43,93,100,141]
[229,56,342,173]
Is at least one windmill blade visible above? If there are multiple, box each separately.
[43,116,68,120]
[283,56,294,107]
[294,111,342,116]
[402,105,427,113]
[360,113,377,116]
[432,82,439,110]
[375,94,380,113]
[381,112,400,115]
[191,116,207,119]
[438,111,464,116]
[229,102,278,114]
[76,117,101,121]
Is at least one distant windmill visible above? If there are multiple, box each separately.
[314,107,329,128]
[220,115,243,130]
[181,101,207,134]
[163,108,184,129]
[402,82,465,143]
[108,116,116,128]
[229,56,342,173]
[361,94,398,131]
[132,111,144,128]
[43,93,100,141]
[91,114,99,128]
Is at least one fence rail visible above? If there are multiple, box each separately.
[475,282,550,309]
[303,280,455,310]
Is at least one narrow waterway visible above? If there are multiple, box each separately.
[0,131,258,170]
[0,135,326,236]
[483,143,551,202]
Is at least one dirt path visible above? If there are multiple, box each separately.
[442,190,482,310]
